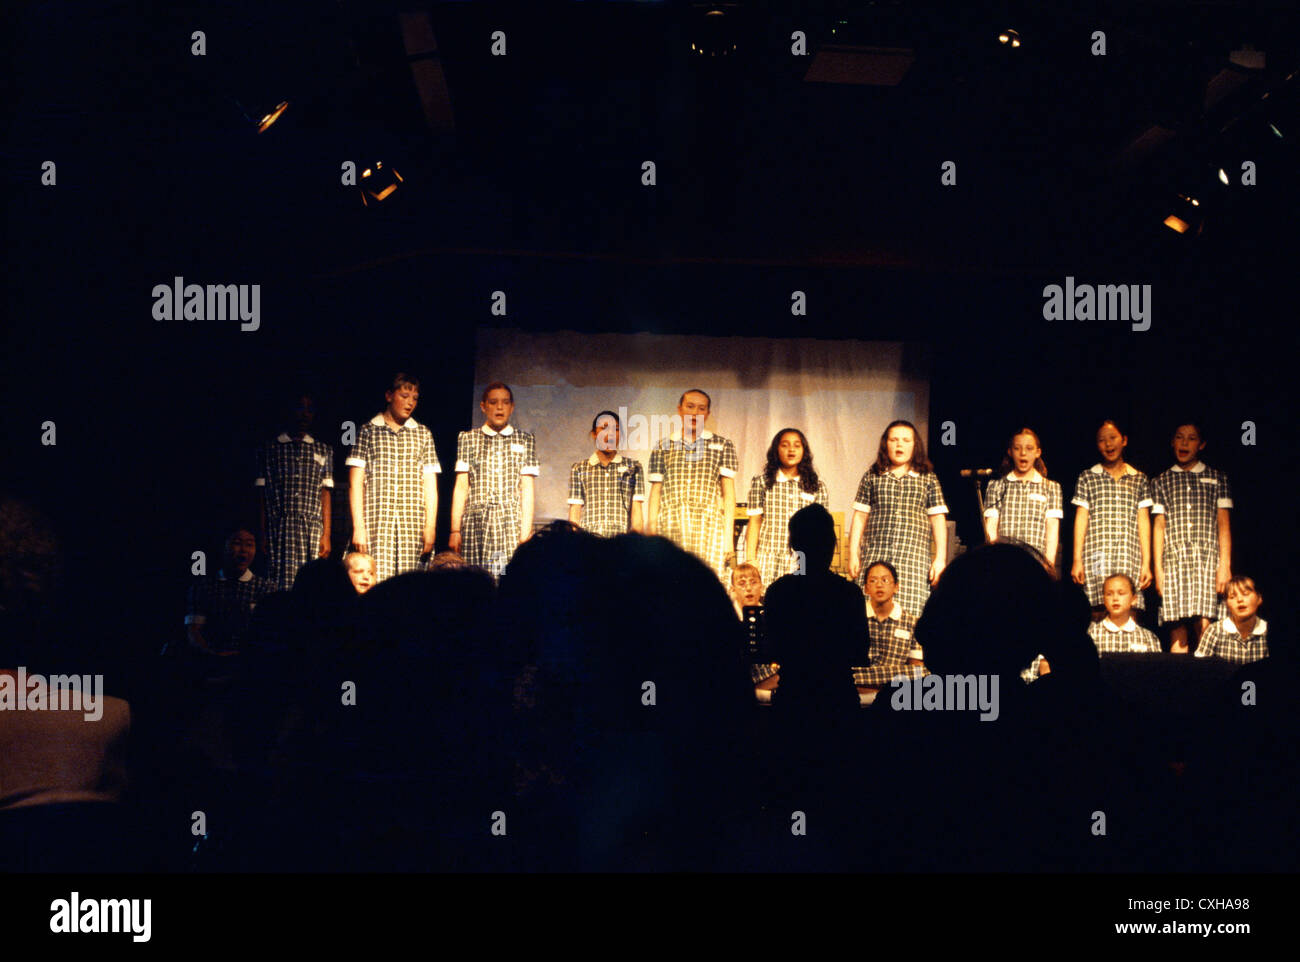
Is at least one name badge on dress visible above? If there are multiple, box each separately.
[893,627,912,640]
[708,442,724,451]
[510,443,526,453]
[1198,477,1217,485]
[1028,492,1047,502]
[617,464,628,473]
[800,491,816,502]
[312,453,326,465]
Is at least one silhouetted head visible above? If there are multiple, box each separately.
[787,503,835,572]
[916,542,1064,678]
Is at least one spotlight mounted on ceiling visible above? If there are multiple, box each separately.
[358,161,403,206]
[234,98,291,135]
[1163,192,1205,236]
[998,29,1021,49]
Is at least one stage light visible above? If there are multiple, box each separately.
[359,161,403,206]
[1268,122,1283,139]
[235,98,290,135]
[255,101,290,134]
[1163,191,1205,236]
[1218,168,1230,184]
[999,29,1021,48]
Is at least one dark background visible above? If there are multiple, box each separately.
[4,0,1296,658]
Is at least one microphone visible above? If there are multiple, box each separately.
[959,468,994,477]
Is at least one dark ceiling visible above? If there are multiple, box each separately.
[6,0,1297,285]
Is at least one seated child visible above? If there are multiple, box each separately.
[730,563,778,691]
[1195,575,1268,664]
[344,551,377,595]
[185,529,275,655]
[1088,573,1162,654]
[852,560,922,690]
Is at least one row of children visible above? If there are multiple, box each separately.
[250,374,1251,649]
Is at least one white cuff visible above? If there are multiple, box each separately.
[926,505,949,516]
[520,466,540,477]
[852,502,872,515]
[1070,497,1088,509]
[647,473,664,483]
[455,460,470,473]
[746,508,763,516]
[1045,509,1064,520]
[632,494,647,503]
[345,457,366,469]
[566,498,584,506]
[1217,498,1233,509]
[321,478,335,488]
[1150,503,1165,515]
[423,464,441,475]
[718,467,737,479]
[983,508,999,518]
[1137,498,1154,509]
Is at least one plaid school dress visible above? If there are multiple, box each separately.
[853,468,948,618]
[256,433,334,591]
[1088,617,1162,655]
[1151,462,1233,623]
[983,471,1063,560]
[456,424,540,577]
[1194,617,1268,665]
[1071,464,1153,609]
[852,601,919,687]
[745,472,829,588]
[345,414,441,582]
[568,453,646,538]
[184,568,275,652]
[649,430,739,580]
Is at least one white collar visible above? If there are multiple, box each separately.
[481,423,515,436]
[1170,461,1206,473]
[1006,469,1044,484]
[1091,462,1137,476]
[1101,616,1137,633]
[218,568,254,583]
[587,452,624,465]
[775,471,800,483]
[277,432,316,444]
[668,428,714,442]
[1223,617,1267,637]
[869,600,904,621]
[887,467,920,478]
[371,413,420,430]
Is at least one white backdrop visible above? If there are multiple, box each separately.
[472,328,929,524]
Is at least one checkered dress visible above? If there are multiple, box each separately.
[852,602,919,687]
[746,473,830,587]
[1020,656,1045,684]
[457,424,540,576]
[256,433,334,591]
[1088,618,1162,655]
[1071,464,1153,609]
[568,454,646,538]
[648,430,738,580]
[345,414,441,582]
[184,570,275,652]
[852,469,948,617]
[984,472,1063,558]
[1194,618,1269,665]
[1151,463,1232,623]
